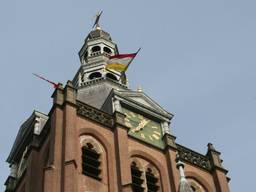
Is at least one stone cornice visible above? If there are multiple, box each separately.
[78,77,128,90]
[77,100,114,128]
[163,133,177,150]
[114,92,172,121]
[176,144,212,171]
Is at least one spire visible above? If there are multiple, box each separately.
[176,154,194,192]
[73,12,128,92]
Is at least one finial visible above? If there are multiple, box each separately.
[176,153,194,192]
[137,85,143,92]
[176,154,185,172]
[92,11,103,29]
[207,143,216,151]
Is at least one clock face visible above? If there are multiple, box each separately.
[123,108,164,149]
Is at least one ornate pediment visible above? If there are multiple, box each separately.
[102,89,173,121]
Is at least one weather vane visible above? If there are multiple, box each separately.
[92,11,103,29]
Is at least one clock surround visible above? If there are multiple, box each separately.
[122,107,165,149]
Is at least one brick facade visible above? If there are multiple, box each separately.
[5,82,230,192]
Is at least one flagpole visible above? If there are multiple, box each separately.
[124,48,141,71]
[33,73,59,88]
[119,48,141,82]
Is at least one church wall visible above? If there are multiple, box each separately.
[10,103,228,192]
[34,136,50,192]
[13,130,51,192]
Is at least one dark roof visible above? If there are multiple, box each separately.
[6,111,48,163]
[85,28,112,41]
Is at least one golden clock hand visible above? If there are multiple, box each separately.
[138,120,150,131]
[132,119,146,133]
[133,119,150,132]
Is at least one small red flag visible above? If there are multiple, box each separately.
[33,73,58,88]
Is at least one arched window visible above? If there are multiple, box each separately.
[88,72,102,80]
[103,47,112,54]
[130,157,162,192]
[188,179,206,192]
[91,46,101,53]
[146,168,159,192]
[82,143,101,180]
[106,73,118,81]
[131,161,145,192]
[191,186,197,192]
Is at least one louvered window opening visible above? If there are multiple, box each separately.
[146,168,159,192]
[131,162,145,192]
[82,144,101,180]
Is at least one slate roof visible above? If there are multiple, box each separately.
[76,77,128,109]
[6,111,48,163]
[85,28,112,41]
[178,180,194,192]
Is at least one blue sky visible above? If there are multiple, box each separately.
[1,0,256,191]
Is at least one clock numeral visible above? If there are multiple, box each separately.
[124,118,132,128]
[140,133,145,139]
[151,126,159,129]
[149,135,153,141]
[152,134,160,140]
[130,112,136,118]
[153,131,161,136]
[125,122,132,128]
[125,113,132,118]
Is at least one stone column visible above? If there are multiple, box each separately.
[113,98,122,112]
[207,143,230,192]
[163,133,180,192]
[44,84,64,192]
[114,111,133,192]
[4,164,18,191]
[63,81,78,192]
[163,121,170,134]
[10,164,18,178]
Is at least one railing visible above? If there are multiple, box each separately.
[77,101,114,128]
[90,51,101,56]
[177,144,211,171]
[79,77,127,89]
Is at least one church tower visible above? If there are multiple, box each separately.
[5,15,230,192]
